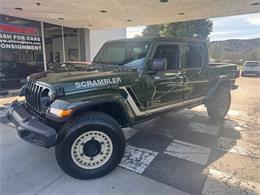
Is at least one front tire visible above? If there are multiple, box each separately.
[207,86,231,121]
[55,112,125,180]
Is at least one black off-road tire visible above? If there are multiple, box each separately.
[55,112,125,180]
[207,86,231,121]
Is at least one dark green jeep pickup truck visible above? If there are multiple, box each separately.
[8,37,239,179]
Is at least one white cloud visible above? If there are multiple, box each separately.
[245,15,260,26]
[210,33,260,41]
[126,13,260,40]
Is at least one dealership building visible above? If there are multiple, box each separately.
[0,14,126,90]
[0,0,259,91]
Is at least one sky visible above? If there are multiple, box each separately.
[127,13,260,41]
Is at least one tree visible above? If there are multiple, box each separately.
[141,19,213,40]
[142,25,162,37]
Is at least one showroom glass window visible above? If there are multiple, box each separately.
[0,15,44,90]
[63,27,80,61]
[43,23,63,70]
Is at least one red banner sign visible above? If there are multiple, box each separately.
[0,23,41,50]
[0,23,39,36]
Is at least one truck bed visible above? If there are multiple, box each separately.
[209,63,238,78]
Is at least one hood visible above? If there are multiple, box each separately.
[28,68,139,95]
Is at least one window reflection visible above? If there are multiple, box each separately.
[44,23,63,70]
[0,15,82,91]
[0,15,43,90]
[64,27,79,61]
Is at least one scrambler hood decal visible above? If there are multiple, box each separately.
[75,77,122,89]
[31,68,139,95]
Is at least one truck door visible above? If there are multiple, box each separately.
[183,42,209,100]
[145,43,184,111]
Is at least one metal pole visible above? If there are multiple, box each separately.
[40,22,47,71]
[77,29,81,61]
[61,26,66,62]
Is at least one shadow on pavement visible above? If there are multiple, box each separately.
[0,103,251,195]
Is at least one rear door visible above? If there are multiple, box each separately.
[183,42,209,100]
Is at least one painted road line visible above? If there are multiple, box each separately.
[192,105,206,112]
[188,121,220,136]
[122,128,138,140]
[223,119,246,131]
[216,137,259,158]
[192,110,209,119]
[202,169,260,195]
[164,140,211,165]
[119,145,158,174]
[228,109,247,117]
[223,120,238,129]
[223,119,247,130]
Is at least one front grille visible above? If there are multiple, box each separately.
[25,81,49,114]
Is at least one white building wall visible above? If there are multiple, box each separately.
[44,28,126,64]
[89,28,126,61]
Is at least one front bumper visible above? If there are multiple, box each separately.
[7,100,57,148]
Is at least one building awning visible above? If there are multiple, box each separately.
[1,0,260,29]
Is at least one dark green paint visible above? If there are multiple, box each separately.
[26,37,238,126]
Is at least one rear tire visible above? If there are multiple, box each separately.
[55,112,125,180]
[207,86,231,121]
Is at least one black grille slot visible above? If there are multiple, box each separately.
[25,81,50,114]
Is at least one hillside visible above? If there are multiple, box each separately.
[209,38,260,64]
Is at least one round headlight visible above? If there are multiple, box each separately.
[48,90,56,101]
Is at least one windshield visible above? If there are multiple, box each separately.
[245,62,260,67]
[93,41,151,68]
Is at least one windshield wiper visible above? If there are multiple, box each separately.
[92,62,137,72]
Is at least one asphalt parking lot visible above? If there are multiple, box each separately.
[0,77,259,195]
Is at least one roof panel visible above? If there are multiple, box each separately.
[1,0,260,29]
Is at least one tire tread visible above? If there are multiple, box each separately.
[55,111,125,179]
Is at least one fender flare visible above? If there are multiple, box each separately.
[46,98,133,125]
[205,77,232,103]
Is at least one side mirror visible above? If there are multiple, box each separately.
[151,58,167,71]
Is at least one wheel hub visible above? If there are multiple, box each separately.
[83,139,101,157]
[71,131,113,169]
